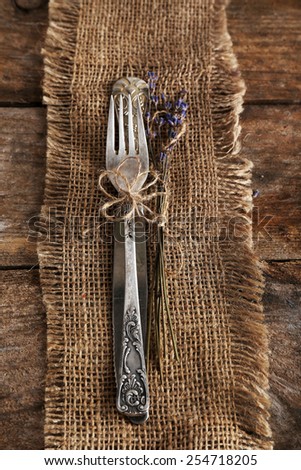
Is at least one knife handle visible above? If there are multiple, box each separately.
[116,216,149,422]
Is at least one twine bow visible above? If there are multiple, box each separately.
[98,157,166,224]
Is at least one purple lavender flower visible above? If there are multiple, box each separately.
[175,98,188,111]
[147,72,159,96]
[146,71,188,163]
[147,71,158,80]
[175,98,183,108]
[169,129,177,139]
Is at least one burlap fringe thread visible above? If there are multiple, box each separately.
[39,0,273,449]
[211,0,271,446]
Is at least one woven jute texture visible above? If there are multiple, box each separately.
[40,0,273,449]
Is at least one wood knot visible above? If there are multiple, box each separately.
[13,0,47,11]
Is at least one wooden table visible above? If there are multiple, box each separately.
[1,0,300,449]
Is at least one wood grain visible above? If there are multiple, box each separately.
[0,0,301,104]
[263,261,301,450]
[228,0,301,103]
[0,0,47,104]
[0,108,46,266]
[0,269,46,450]
[241,105,301,260]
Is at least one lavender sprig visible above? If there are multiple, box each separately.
[145,72,188,375]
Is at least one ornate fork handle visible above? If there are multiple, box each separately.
[116,216,149,421]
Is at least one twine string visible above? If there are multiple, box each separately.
[98,157,167,224]
[98,156,184,272]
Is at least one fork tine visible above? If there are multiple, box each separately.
[118,95,125,155]
[106,95,115,156]
[137,99,148,157]
[128,96,135,154]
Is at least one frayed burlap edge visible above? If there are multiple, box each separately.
[39,0,81,449]
[39,0,273,449]
[209,0,273,449]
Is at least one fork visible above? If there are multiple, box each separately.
[106,90,150,423]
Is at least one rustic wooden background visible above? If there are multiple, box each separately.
[1,0,300,449]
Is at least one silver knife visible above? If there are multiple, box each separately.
[113,217,148,423]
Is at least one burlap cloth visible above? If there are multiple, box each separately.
[39,0,273,449]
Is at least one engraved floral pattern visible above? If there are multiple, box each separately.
[117,307,148,414]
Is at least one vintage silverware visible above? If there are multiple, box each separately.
[106,78,150,423]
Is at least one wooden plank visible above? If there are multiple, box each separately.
[228,0,301,103]
[1,105,300,265]
[0,108,46,266]
[0,269,46,450]
[241,105,301,260]
[263,261,301,450]
[0,0,301,104]
[0,0,47,104]
[1,264,299,448]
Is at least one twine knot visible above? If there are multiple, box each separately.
[98,157,166,224]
